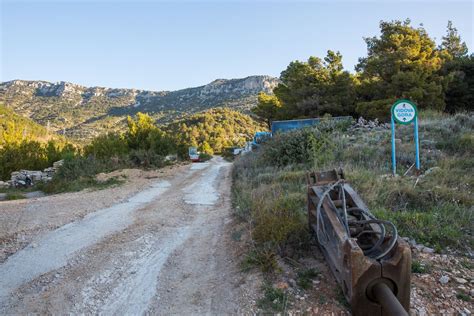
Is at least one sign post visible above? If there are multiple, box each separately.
[390,99,419,176]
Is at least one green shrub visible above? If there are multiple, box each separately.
[221,147,238,161]
[129,149,166,168]
[411,260,432,274]
[199,153,212,161]
[0,140,77,181]
[373,203,472,249]
[84,133,129,160]
[251,188,307,248]
[261,128,335,168]
[436,132,474,155]
[55,156,105,181]
[240,247,278,272]
[148,129,176,156]
[297,268,319,289]
[40,156,123,193]
[257,283,287,312]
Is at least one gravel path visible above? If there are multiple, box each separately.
[0,157,258,314]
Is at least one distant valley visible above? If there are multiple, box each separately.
[0,76,278,140]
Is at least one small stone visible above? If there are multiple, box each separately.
[414,244,424,252]
[422,247,435,254]
[439,275,450,284]
[470,289,474,297]
[454,277,468,284]
[288,279,297,287]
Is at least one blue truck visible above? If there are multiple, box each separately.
[251,131,272,148]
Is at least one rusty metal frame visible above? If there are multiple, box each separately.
[307,169,411,316]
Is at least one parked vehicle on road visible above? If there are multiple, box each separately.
[188,147,200,162]
[251,131,272,149]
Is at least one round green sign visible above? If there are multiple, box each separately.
[391,99,418,125]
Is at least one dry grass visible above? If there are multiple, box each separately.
[232,111,473,272]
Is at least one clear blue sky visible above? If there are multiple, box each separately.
[1,0,472,91]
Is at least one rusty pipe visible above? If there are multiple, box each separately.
[372,282,408,316]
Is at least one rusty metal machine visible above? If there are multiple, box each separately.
[307,169,411,316]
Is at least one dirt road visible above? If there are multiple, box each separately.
[0,157,258,314]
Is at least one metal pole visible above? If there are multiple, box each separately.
[414,117,420,170]
[372,282,408,316]
[391,115,396,176]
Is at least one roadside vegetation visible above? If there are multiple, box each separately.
[0,108,263,194]
[232,112,473,274]
[235,20,473,287]
[0,104,75,180]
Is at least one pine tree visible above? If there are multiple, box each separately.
[356,19,446,119]
[440,21,468,59]
[252,92,282,129]
[270,50,356,120]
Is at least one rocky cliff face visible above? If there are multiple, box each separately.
[0,75,279,139]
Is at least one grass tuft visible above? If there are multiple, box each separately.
[456,291,471,302]
[240,248,278,272]
[257,283,287,312]
[411,260,432,274]
[5,192,25,200]
[296,268,320,289]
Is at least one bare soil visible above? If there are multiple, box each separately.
[0,157,260,314]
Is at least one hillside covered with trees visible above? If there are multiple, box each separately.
[0,105,65,147]
[253,20,473,123]
[166,108,266,155]
[0,76,277,141]
[0,105,76,180]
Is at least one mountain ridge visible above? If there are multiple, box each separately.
[0,75,279,140]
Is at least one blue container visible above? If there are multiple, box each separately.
[271,118,320,134]
[271,116,352,134]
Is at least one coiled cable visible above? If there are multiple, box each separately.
[315,182,398,260]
